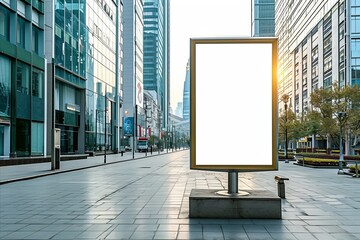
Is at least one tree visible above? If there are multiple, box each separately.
[310,83,360,155]
[288,113,307,150]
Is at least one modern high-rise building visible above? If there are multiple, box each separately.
[44,0,123,154]
[123,0,144,149]
[0,0,46,157]
[182,60,190,121]
[276,0,360,116]
[143,0,169,129]
[251,0,275,37]
[175,102,183,118]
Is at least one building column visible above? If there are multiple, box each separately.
[78,89,86,153]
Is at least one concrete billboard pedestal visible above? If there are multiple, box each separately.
[189,189,281,219]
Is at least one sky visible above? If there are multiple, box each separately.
[169,0,252,112]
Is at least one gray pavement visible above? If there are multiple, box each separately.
[0,150,176,184]
[0,150,360,240]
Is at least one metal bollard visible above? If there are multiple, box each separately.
[277,180,286,198]
[275,176,289,198]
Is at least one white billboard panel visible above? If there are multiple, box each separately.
[190,38,278,171]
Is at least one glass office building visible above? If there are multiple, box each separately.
[0,0,46,157]
[143,0,168,127]
[182,60,190,121]
[251,0,275,37]
[46,0,123,154]
[276,0,359,115]
[122,0,144,150]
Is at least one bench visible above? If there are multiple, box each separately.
[274,175,289,198]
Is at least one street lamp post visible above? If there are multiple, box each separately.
[104,96,107,164]
[158,111,162,154]
[338,112,347,174]
[285,102,288,159]
[281,94,289,160]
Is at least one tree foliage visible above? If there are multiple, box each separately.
[277,83,360,152]
[310,83,360,136]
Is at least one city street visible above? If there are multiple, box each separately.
[0,150,360,240]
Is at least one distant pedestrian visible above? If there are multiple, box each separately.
[150,146,153,155]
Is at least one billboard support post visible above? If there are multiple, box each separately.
[228,172,238,194]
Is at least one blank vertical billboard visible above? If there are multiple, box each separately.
[190,38,278,171]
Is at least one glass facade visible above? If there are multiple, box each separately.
[15,61,45,156]
[53,0,121,153]
[252,0,275,37]
[84,0,118,152]
[323,13,332,90]
[54,0,86,77]
[0,0,45,157]
[339,1,346,88]
[143,0,166,112]
[351,1,360,87]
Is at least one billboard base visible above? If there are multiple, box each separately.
[189,189,281,219]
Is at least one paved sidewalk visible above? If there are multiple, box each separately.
[0,150,360,240]
[0,149,180,184]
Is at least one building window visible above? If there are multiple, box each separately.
[0,55,11,117]
[324,76,332,89]
[31,122,44,155]
[295,63,299,76]
[16,62,31,119]
[324,55,332,73]
[17,62,30,95]
[302,56,307,70]
[339,2,345,15]
[55,24,64,66]
[302,89,308,113]
[323,14,332,37]
[302,75,308,88]
[339,22,345,40]
[32,68,43,99]
[312,82,319,90]
[311,47,318,62]
[311,64,319,79]
[16,119,30,156]
[324,35,332,55]
[311,29,318,46]
[352,39,360,58]
[0,5,10,40]
[339,46,345,66]
[339,68,345,87]
[32,68,44,121]
[352,16,360,34]
[32,26,40,54]
[352,66,360,86]
[17,16,26,49]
